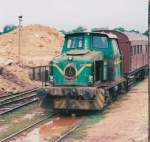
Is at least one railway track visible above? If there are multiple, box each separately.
[0,88,38,100]
[0,87,88,142]
[0,115,85,142]
[53,120,85,142]
[54,118,85,142]
[0,113,56,142]
[0,88,39,115]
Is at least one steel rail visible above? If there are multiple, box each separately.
[0,94,36,106]
[0,88,38,102]
[0,88,40,115]
[0,113,56,142]
[0,98,38,115]
[54,119,85,142]
[0,87,38,99]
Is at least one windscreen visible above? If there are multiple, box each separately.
[92,35,108,48]
[66,35,83,49]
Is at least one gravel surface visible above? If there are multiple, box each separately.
[68,79,148,142]
[9,116,82,142]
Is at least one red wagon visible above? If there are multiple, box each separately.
[96,30,148,85]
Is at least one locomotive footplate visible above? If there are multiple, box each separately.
[45,86,106,110]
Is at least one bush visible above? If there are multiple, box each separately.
[3,25,17,33]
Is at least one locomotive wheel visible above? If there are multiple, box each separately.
[119,82,128,94]
[104,90,112,105]
[123,81,128,92]
[109,87,118,101]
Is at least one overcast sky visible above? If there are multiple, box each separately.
[0,0,148,32]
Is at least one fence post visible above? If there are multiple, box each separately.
[39,67,41,80]
[42,67,43,87]
[33,67,35,80]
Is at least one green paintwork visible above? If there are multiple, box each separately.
[51,50,103,86]
[49,32,123,86]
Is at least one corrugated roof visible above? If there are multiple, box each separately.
[123,32,148,41]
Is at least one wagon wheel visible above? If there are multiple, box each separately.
[109,87,118,101]
[104,90,112,105]
[122,81,128,93]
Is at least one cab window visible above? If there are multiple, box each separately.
[112,39,120,56]
[66,36,83,49]
[92,36,108,48]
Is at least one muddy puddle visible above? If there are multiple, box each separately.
[11,116,82,142]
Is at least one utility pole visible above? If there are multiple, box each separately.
[148,0,150,141]
[18,15,23,64]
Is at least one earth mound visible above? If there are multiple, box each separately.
[0,24,64,93]
[0,24,64,66]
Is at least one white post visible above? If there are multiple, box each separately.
[18,15,23,65]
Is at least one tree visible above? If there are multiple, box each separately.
[59,30,66,35]
[71,26,87,33]
[143,30,148,36]
[113,27,126,32]
[91,27,109,32]
[128,29,140,33]
[91,28,98,32]
[3,25,17,33]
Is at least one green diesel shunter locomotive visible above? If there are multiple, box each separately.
[43,32,127,111]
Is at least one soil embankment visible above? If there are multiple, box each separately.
[0,24,64,93]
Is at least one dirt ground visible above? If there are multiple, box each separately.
[8,116,82,142]
[69,79,148,142]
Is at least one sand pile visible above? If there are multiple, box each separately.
[0,24,64,66]
[0,24,64,93]
[0,65,39,93]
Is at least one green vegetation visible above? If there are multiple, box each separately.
[59,30,66,35]
[113,27,126,32]
[0,24,17,35]
[60,26,87,34]
[71,26,87,33]
[128,29,140,33]
[113,27,141,33]
[113,27,148,37]
[60,26,148,37]
[91,27,99,32]
[143,30,148,36]
[3,25,17,33]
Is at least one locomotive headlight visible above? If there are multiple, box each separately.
[88,75,93,83]
[68,56,73,61]
[50,75,54,82]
